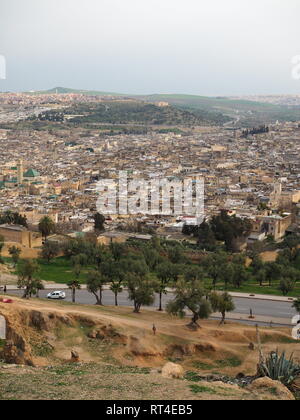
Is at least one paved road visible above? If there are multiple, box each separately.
[7,289,297,322]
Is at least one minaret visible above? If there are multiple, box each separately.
[274,182,282,196]
[17,159,23,185]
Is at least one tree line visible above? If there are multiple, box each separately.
[2,211,299,327]
[182,210,252,252]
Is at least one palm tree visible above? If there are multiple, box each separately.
[67,279,81,303]
[110,280,123,306]
[38,216,55,242]
[101,259,125,306]
[67,264,82,303]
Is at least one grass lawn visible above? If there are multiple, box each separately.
[4,257,93,284]
[209,281,300,298]
[37,257,93,284]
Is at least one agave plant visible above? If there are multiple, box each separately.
[259,350,300,387]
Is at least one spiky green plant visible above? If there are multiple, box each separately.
[260,350,300,387]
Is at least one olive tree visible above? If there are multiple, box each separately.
[210,292,235,325]
[125,258,156,313]
[167,279,212,329]
[17,259,43,299]
[86,270,107,305]
[8,245,21,266]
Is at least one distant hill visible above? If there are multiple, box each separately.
[137,93,278,111]
[62,100,230,126]
[28,87,281,109]
[25,87,300,127]
[26,87,126,97]
[135,94,300,127]
[27,87,274,108]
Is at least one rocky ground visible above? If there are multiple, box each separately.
[0,362,295,400]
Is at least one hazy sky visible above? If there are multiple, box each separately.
[1,0,300,95]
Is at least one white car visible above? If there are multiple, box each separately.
[47,291,66,300]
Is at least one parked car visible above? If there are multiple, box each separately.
[47,291,66,300]
[0,298,13,303]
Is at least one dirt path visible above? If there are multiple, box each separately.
[2,296,298,359]
[3,297,192,338]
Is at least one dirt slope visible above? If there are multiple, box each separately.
[0,297,298,400]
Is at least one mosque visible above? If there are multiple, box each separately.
[0,160,42,189]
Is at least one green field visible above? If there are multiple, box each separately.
[3,257,91,284]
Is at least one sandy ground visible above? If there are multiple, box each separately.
[0,264,17,286]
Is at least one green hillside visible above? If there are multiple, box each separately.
[24,88,300,127]
[62,101,230,126]
[136,93,277,111]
